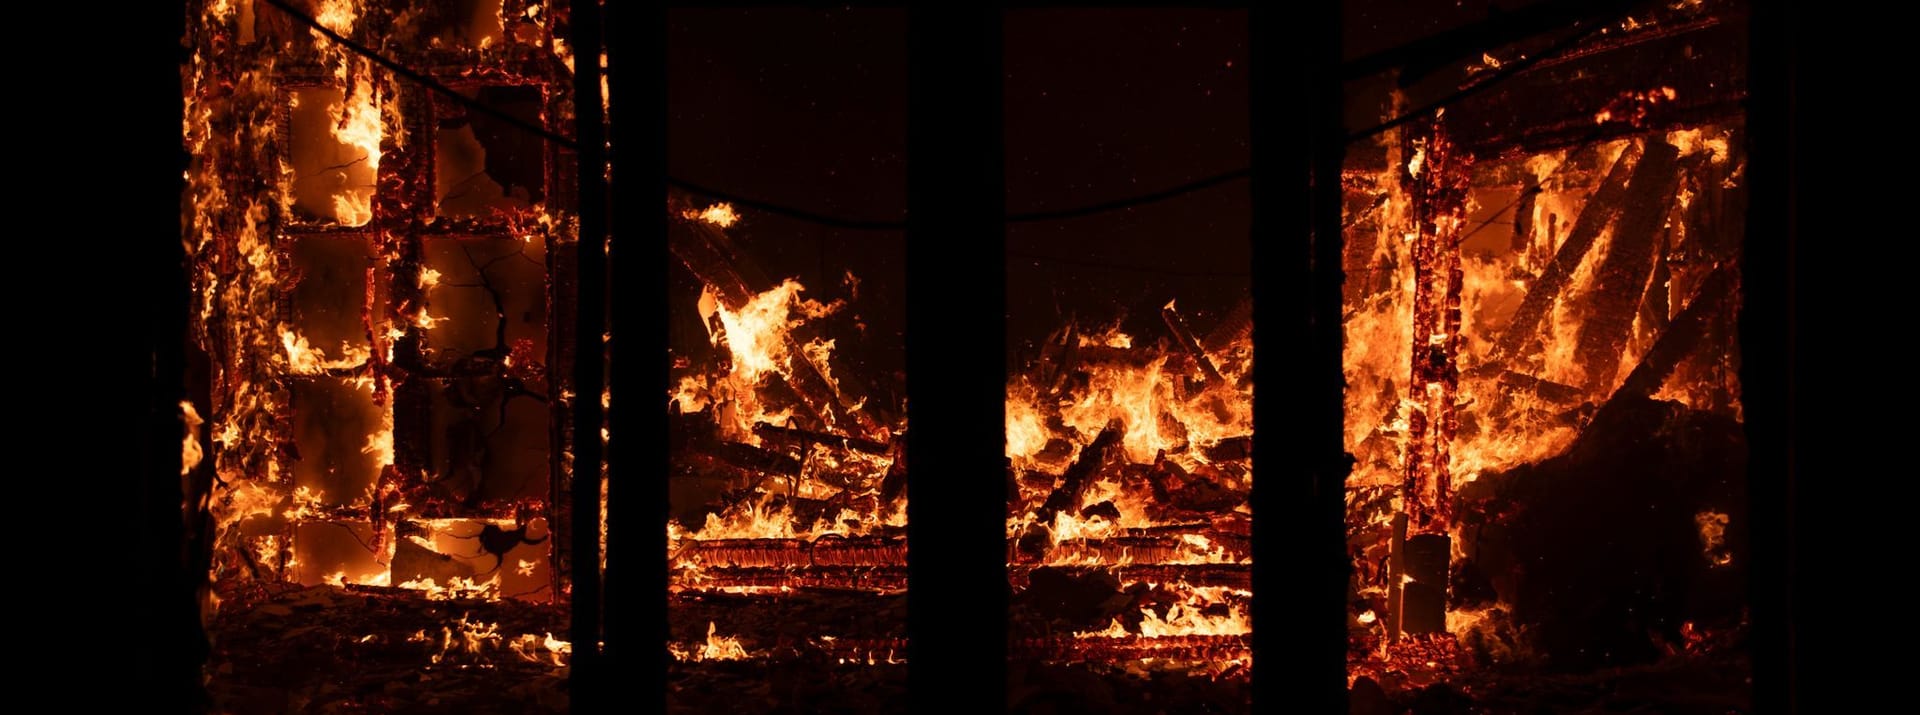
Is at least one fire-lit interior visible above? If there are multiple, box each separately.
[665,199,908,658]
[1000,9,1255,710]
[1003,307,1253,666]
[183,1,579,710]
[165,1,1775,712]
[661,10,910,712]
[1341,0,1751,707]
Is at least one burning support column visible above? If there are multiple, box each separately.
[1389,116,1469,640]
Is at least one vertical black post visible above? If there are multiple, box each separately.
[135,2,197,712]
[570,0,609,708]
[1251,3,1349,712]
[1743,0,1798,712]
[602,0,670,710]
[906,6,1007,713]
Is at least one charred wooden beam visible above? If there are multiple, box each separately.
[1606,262,1738,406]
[1203,435,1253,463]
[1402,119,1470,534]
[1009,564,1251,591]
[1497,370,1585,404]
[1012,634,1251,664]
[1448,3,1749,158]
[1037,420,1126,525]
[1202,297,1253,356]
[1162,301,1224,382]
[1573,140,1684,392]
[673,565,911,593]
[1013,532,1253,567]
[679,536,908,569]
[752,422,894,455]
[668,214,883,438]
[1491,141,1645,362]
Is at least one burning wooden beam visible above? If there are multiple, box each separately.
[1161,301,1225,383]
[674,565,911,593]
[1605,262,1738,406]
[1401,119,1471,534]
[1490,141,1645,363]
[1008,564,1251,591]
[1572,140,1684,392]
[680,537,908,569]
[1013,634,1251,664]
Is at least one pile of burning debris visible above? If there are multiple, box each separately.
[665,199,910,712]
[1003,298,1254,700]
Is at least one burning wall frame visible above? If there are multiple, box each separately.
[181,1,584,703]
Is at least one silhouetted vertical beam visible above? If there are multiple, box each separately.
[1251,3,1349,712]
[602,0,669,711]
[906,7,1006,713]
[1743,0,1798,712]
[137,3,197,712]
[571,0,609,708]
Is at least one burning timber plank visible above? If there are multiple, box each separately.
[1008,564,1251,591]
[1040,421,1127,523]
[1017,421,1127,558]
[1012,635,1251,664]
[669,208,883,438]
[1161,301,1224,383]
[1012,533,1253,567]
[752,422,893,455]
[1604,263,1737,409]
[1490,141,1645,363]
[1496,371,1585,404]
[1572,140,1684,392]
[680,537,908,569]
[673,565,911,593]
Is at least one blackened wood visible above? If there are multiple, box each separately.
[1400,534,1449,635]
[752,422,893,455]
[570,0,609,707]
[1573,141,1682,392]
[1253,3,1349,710]
[1607,263,1737,411]
[906,7,1006,712]
[1162,303,1224,382]
[1492,142,1644,362]
[1498,370,1584,404]
[1037,421,1125,525]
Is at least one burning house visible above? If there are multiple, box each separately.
[149,1,1797,713]
[182,1,580,710]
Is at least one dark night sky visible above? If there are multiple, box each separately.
[669,8,1250,374]
[1003,9,1249,354]
[669,9,909,393]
